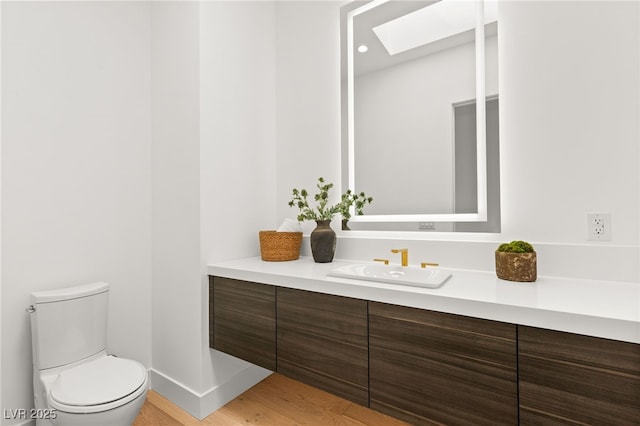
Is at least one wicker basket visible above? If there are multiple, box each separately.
[259,230,303,261]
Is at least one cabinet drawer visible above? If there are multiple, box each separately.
[369,302,518,426]
[210,276,276,371]
[519,325,640,425]
[277,288,369,406]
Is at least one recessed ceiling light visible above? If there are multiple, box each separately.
[357,44,369,53]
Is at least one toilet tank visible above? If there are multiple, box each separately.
[30,282,110,370]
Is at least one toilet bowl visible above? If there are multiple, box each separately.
[34,352,148,426]
[29,282,148,426]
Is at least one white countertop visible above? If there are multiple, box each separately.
[208,256,640,344]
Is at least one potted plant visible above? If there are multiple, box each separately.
[289,178,372,263]
[288,177,340,263]
[338,190,373,230]
[495,240,537,282]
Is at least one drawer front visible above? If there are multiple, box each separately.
[277,287,369,406]
[519,325,640,425]
[211,276,276,371]
[369,302,518,426]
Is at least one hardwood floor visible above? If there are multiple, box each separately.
[133,373,409,426]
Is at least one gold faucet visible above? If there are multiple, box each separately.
[373,258,389,265]
[391,248,409,266]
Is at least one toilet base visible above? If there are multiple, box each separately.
[36,389,147,426]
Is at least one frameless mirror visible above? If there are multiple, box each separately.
[341,0,500,232]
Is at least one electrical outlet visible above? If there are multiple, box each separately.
[586,213,611,241]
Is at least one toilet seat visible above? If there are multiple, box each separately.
[48,355,147,414]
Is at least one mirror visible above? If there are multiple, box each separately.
[341,0,500,232]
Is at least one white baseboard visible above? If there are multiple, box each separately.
[149,365,272,420]
[8,421,33,426]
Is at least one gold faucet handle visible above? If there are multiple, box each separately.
[373,258,389,265]
[391,248,408,254]
[421,262,440,268]
[391,248,409,266]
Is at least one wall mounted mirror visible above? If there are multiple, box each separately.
[341,0,500,232]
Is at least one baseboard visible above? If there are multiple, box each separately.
[198,364,272,419]
[149,365,272,420]
[8,421,33,426]
[148,369,201,418]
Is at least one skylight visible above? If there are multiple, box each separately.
[372,0,497,56]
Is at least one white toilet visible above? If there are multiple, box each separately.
[29,282,148,426]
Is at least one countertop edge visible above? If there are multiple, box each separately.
[208,257,640,344]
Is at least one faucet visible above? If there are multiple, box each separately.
[391,248,409,266]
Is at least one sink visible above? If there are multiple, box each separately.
[327,263,451,289]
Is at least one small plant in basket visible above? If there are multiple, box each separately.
[495,240,537,282]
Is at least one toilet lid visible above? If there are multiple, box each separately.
[50,355,146,406]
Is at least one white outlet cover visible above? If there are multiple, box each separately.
[586,213,611,241]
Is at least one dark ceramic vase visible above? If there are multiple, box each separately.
[310,220,336,263]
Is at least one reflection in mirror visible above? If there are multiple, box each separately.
[341,0,500,232]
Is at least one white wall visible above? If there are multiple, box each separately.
[499,0,639,246]
[1,2,152,423]
[199,0,277,418]
[276,1,344,235]
[201,0,278,264]
[1,1,279,421]
[150,0,277,418]
[149,0,205,415]
[149,1,277,418]
[276,0,639,281]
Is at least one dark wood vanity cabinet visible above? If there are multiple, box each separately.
[276,288,369,406]
[518,325,640,425]
[210,276,640,425]
[209,278,368,406]
[368,302,518,426]
[209,276,276,371]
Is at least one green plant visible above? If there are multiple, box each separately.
[338,190,374,220]
[288,177,373,223]
[497,240,535,253]
[289,177,341,222]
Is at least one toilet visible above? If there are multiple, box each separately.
[29,282,148,426]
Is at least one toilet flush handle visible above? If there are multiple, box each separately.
[26,305,36,313]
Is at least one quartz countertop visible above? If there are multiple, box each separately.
[208,256,640,344]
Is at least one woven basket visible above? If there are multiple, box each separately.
[259,230,303,261]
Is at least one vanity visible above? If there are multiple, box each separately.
[209,257,640,425]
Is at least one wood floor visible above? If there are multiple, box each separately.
[133,373,409,426]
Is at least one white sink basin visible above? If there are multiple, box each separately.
[327,263,451,289]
